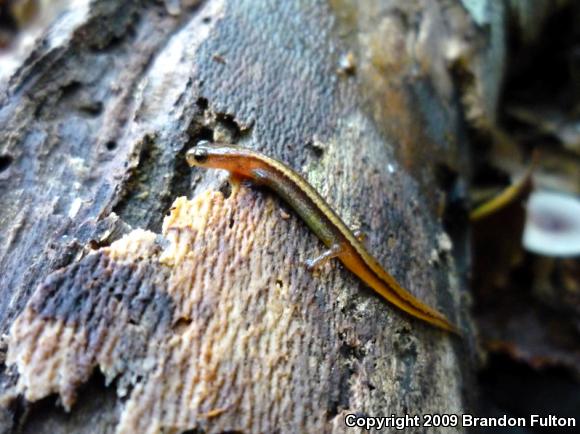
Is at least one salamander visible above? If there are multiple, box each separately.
[186,142,459,334]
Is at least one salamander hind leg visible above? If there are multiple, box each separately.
[305,243,344,271]
[353,229,367,243]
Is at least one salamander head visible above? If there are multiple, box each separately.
[186,141,253,175]
[186,141,240,168]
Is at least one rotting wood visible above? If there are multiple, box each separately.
[0,1,479,432]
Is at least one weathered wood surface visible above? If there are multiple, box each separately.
[0,1,477,432]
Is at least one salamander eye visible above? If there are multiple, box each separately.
[185,144,210,167]
[193,148,209,163]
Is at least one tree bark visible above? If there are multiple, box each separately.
[0,1,478,432]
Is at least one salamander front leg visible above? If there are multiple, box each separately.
[227,174,263,197]
[305,243,344,271]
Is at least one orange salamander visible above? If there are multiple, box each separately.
[186,141,459,334]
